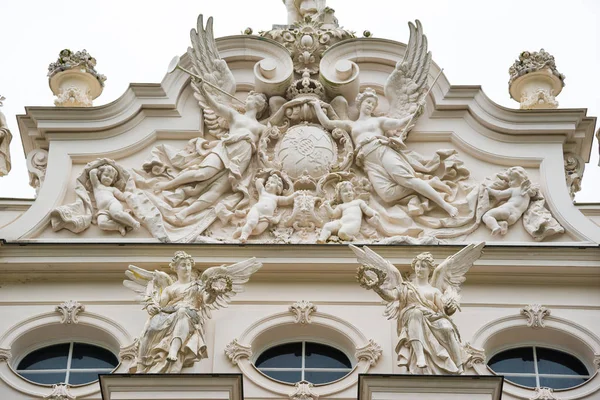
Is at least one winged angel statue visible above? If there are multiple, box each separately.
[123,251,262,373]
[138,16,268,239]
[313,21,465,220]
[351,242,485,374]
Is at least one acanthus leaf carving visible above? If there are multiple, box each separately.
[564,152,584,200]
[0,348,11,362]
[355,339,382,366]
[44,384,76,400]
[463,342,486,369]
[26,148,48,193]
[289,380,319,400]
[289,300,317,324]
[530,387,559,400]
[225,339,253,365]
[55,300,85,324]
[521,304,551,328]
[119,338,139,362]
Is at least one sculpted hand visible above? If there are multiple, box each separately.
[146,303,160,316]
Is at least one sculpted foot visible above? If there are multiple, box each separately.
[491,226,502,236]
[118,226,127,236]
[132,221,141,230]
[499,221,508,235]
[153,182,165,194]
[166,353,178,362]
[416,358,427,368]
[444,205,459,217]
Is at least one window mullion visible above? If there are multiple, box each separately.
[65,342,74,385]
[533,346,540,388]
[301,341,306,382]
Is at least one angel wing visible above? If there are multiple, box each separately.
[384,20,432,123]
[188,15,237,137]
[123,264,173,305]
[196,258,262,322]
[430,242,485,304]
[350,245,404,319]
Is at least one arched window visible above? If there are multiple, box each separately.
[255,341,353,385]
[16,342,118,386]
[488,346,591,390]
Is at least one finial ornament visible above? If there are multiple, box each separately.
[48,49,105,107]
[508,49,565,109]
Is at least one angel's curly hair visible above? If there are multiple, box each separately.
[411,251,435,271]
[169,251,196,271]
[355,87,379,110]
[247,91,268,114]
[334,181,354,203]
[266,173,284,195]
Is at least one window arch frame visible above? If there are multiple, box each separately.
[0,311,134,398]
[469,313,600,399]
[223,309,382,397]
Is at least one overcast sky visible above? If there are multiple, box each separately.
[0,0,598,201]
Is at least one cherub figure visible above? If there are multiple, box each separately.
[351,242,485,375]
[482,166,537,236]
[124,251,262,373]
[90,165,140,235]
[233,174,298,242]
[318,181,379,243]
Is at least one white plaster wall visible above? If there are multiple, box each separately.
[0,279,599,399]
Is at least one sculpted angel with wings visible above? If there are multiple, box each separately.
[350,242,484,374]
[311,21,460,218]
[150,15,268,225]
[123,251,262,373]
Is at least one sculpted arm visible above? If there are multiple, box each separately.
[198,83,235,122]
[89,169,101,188]
[381,115,412,132]
[359,200,378,218]
[311,101,352,131]
[488,187,512,200]
[277,191,299,206]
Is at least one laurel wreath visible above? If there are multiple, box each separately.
[356,265,387,289]
[205,275,233,296]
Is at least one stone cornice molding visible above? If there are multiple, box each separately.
[0,243,598,285]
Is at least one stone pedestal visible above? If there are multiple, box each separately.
[47,49,106,107]
[509,68,563,110]
[508,49,564,110]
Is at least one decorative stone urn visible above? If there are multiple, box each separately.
[48,49,106,107]
[508,49,565,110]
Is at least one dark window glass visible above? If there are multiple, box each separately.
[71,343,118,369]
[18,372,67,385]
[305,343,352,369]
[539,376,588,390]
[503,375,537,388]
[536,348,588,376]
[304,370,349,384]
[255,343,302,368]
[488,347,535,374]
[18,344,70,370]
[260,370,302,383]
[69,371,103,385]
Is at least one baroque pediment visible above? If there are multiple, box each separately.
[3,12,598,246]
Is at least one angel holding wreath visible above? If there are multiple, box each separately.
[350,242,484,374]
[123,251,262,373]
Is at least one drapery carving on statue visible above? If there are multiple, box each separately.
[50,158,167,240]
[132,16,268,243]
[123,251,262,373]
[351,242,485,375]
[0,95,12,177]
